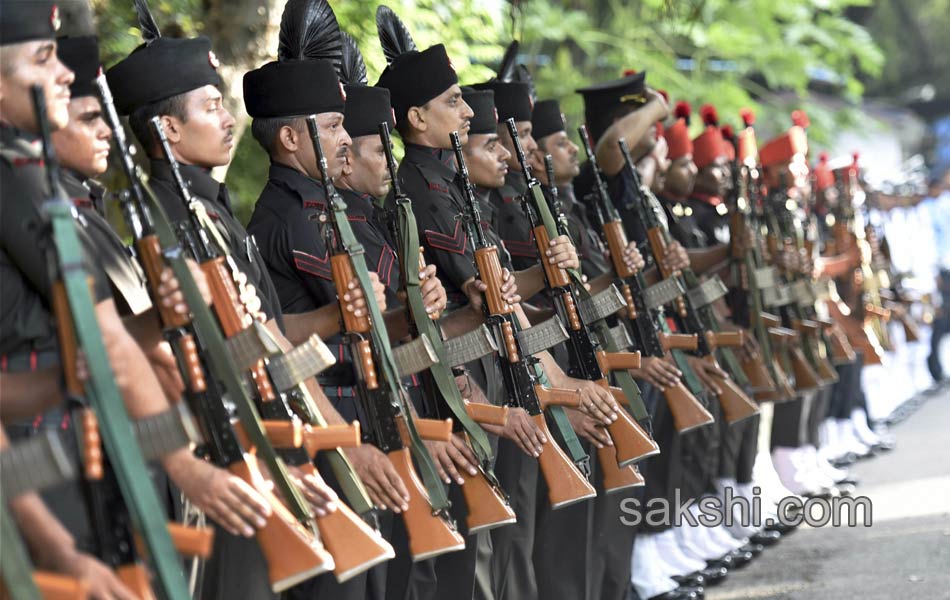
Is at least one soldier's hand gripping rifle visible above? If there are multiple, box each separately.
[617,139,759,425]
[451,131,597,509]
[308,117,466,561]
[380,123,516,532]
[97,76,390,582]
[30,85,192,600]
[506,120,657,492]
[578,126,714,433]
[140,109,341,588]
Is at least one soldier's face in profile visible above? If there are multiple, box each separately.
[312,111,351,181]
[499,120,536,171]
[410,84,473,148]
[343,135,391,199]
[0,39,74,132]
[463,132,509,188]
[52,96,111,178]
[533,131,579,185]
[166,85,234,168]
[664,155,697,199]
[694,157,727,197]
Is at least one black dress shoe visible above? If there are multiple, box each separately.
[698,565,728,585]
[672,573,705,587]
[727,549,754,568]
[678,585,704,599]
[707,554,733,569]
[750,529,781,546]
[836,482,856,497]
[802,486,836,500]
[832,452,857,467]
[647,588,699,600]
[765,520,797,534]
[740,542,765,556]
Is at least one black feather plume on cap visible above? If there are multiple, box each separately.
[277,0,342,70]
[339,31,367,85]
[376,5,416,64]
[134,0,161,45]
[496,40,519,81]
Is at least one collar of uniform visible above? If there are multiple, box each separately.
[62,169,94,209]
[557,183,578,212]
[0,123,42,160]
[338,187,377,221]
[149,158,231,213]
[267,161,328,209]
[500,170,527,202]
[402,143,457,181]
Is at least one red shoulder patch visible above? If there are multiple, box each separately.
[424,220,467,255]
[293,249,331,280]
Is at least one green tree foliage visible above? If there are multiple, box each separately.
[92,0,882,220]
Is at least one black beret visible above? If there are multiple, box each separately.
[343,84,394,139]
[57,36,99,99]
[244,59,344,119]
[375,44,458,126]
[531,99,566,141]
[471,81,531,123]
[0,1,59,46]
[461,88,497,135]
[105,36,222,116]
[576,71,647,143]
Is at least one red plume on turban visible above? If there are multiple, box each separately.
[791,109,810,129]
[740,107,755,127]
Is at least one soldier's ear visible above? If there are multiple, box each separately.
[160,115,181,144]
[407,106,426,133]
[278,124,299,153]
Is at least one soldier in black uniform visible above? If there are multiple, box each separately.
[2,7,277,597]
[107,22,343,599]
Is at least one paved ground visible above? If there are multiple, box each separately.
[707,384,950,600]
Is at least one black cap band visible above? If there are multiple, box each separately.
[343,84,394,139]
[0,1,59,46]
[106,36,222,115]
[462,88,497,135]
[57,36,99,99]
[244,59,344,118]
[375,44,458,127]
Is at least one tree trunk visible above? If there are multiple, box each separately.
[201,0,285,179]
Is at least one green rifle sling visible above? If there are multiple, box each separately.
[0,502,42,599]
[395,197,496,471]
[45,200,191,599]
[328,195,451,513]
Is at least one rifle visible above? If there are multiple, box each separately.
[30,84,192,600]
[616,139,758,425]
[505,120,656,491]
[451,130,597,508]
[136,107,338,588]
[577,127,714,432]
[379,123,516,531]
[308,117,465,560]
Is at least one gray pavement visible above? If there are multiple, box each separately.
[707,385,950,600]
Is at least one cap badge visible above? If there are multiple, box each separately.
[50,5,61,31]
[208,50,220,69]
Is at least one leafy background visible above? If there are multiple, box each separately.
[77,0,919,223]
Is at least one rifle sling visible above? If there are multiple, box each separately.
[334,197,450,513]
[45,199,191,599]
[138,180,315,526]
[0,502,42,599]
[395,197,496,470]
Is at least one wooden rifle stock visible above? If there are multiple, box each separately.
[596,443,645,493]
[792,320,838,384]
[606,386,660,464]
[663,383,715,433]
[32,572,90,600]
[658,332,699,352]
[740,352,778,395]
[817,317,857,364]
[463,400,509,427]
[701,356,759,424]
[531,413,596,508]
[386,446,465,560]
[458,443,517,532]
[294,464,395,582]
[228,455,333,592]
